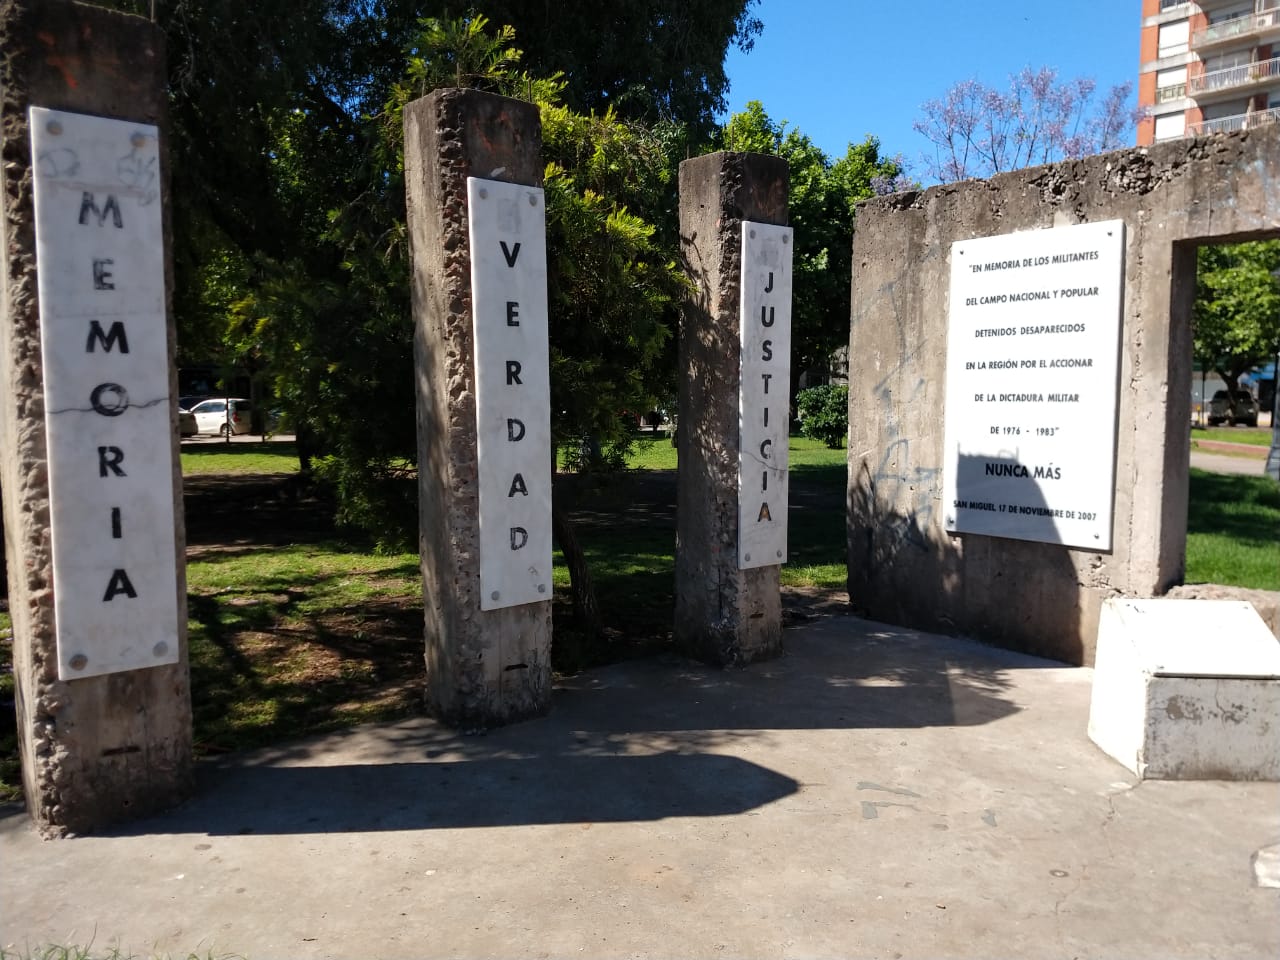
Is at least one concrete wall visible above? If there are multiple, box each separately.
[0,0,192,834]
[847,126,1280,665]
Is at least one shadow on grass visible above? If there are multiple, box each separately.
[186,566,425,754]
[1187,468,1280,549]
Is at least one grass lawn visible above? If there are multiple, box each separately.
[623,434,847,590]
[1190,426,1272,447]
[1185,468,1280,591]
[185,542,423,753]
[625,432,847,471]
[181,441,300,475]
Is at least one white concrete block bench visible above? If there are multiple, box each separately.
[1088,599,1280,780]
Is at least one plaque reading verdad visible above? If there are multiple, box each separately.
[29,107,180,679]
[467,177,553,610]
[738,221,793,569]
[942,219,1125,550]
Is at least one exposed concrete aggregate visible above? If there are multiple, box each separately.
[1,0,191,836]
[405,89,551,726]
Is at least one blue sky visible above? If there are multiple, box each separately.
[720,0,1140,179]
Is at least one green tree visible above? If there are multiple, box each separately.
[721,102,909,390]
[456,0,762,138]
[795,384,849,449]
[89,4,754,644]
[1193,240,1280,420]
[228,17,686,646]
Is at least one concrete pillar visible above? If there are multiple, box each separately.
[0,0,192,835]
[675,151,789,666]
[403,89,552,727]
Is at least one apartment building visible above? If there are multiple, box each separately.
[1138,0,1280,143]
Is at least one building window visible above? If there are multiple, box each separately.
[1204,50,1253,73]
[1158,20,1191,56]
[1154,112,1187,140]
[1156,65,1188,102]
[1207,7,1252,24]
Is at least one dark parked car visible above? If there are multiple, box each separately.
[1207,389,1259,427]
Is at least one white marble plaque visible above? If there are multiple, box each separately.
[468,177,553,610]
[942,219,1125,549]
[738,221,793,569]
[30,106,179,679]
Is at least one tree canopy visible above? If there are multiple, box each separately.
[914,67,1140,182]
[1193,240,1280,406]
[722,101,910,382]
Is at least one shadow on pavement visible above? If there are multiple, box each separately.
[66,618,1065,838]
[91,753,799,836]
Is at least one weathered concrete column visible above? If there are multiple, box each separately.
[0,0,192,835]
[675,152,789,666]
[404,89,552,726]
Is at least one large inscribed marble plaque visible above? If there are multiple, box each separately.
[738,221,793,569]
[468,177,553,610]
[942,219,1125,550]
[30,107,180,679]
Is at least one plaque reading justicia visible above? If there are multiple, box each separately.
[942,219,1126,550]
[738,221,793,569]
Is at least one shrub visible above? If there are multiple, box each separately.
[795,384,849,449]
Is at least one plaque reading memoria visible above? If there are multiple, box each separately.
[30,107,180,679]
[738,221,793,569]
[467,177,553,610]
[942,219,1125,550]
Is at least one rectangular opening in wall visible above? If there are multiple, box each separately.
[1182,235,1280,594]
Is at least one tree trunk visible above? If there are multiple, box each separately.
[551,477,602,638]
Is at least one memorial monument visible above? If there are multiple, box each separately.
[675,152,792,665]
[0,0,192,835]
[403,88,553,726]
[847,125,1280,665]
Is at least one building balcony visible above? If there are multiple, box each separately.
[1156,82,1187,103]
[1187,54,1280,97]
[1186,104,1280,136]
[1191,9,1280,53]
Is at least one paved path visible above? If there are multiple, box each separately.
[3,616,1276,959]
[1191,450,1268,476]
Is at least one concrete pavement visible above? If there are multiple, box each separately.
[2,614,1277,959]
[1190,450,1269,476]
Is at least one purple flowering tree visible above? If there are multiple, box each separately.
[914,67,1141,182]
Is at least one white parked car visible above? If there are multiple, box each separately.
[189,397,254,437]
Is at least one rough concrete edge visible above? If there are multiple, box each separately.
[674,151,788,667]
[0,0,59,829]
[0,0,193,837]
[854,125,1280,229]
[407,88,551,729]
